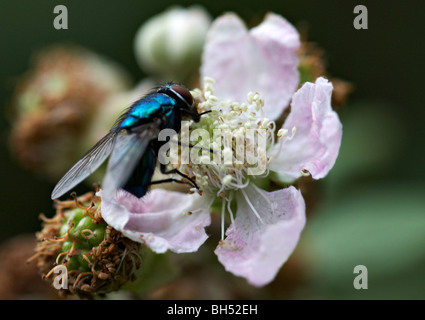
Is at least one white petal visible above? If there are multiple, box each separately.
[270,77,343,181]
[100,189,212,253]
[201,13,300,120]
[215,185,306,286]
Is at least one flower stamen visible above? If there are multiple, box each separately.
[241,187,264,224]
[221,199,226,240]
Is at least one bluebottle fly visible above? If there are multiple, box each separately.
[51,83,204,200]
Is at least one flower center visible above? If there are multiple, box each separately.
[177,77,275,198]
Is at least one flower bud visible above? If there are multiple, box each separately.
[134,6,211,83]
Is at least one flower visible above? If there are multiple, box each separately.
[101,12,342,287]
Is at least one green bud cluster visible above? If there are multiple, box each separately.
[58,206,106,272]
[33,192,142,298]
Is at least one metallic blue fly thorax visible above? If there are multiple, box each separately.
[120,93,176,128]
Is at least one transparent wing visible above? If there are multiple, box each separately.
[51,129,119,199]
[102,122,160,198]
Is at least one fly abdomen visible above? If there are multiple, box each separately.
[123,147,157,198]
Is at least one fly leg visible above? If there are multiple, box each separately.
[149,178,188,186]
[159,163,199,190]
[181,109,211,122]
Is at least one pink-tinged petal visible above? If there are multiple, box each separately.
[201,13,300,120]
[215,185,306,287]
[270,77,343,182]
[100,189,212,253]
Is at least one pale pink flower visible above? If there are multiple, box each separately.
[101,12,342,287]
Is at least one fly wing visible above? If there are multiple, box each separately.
[101,121,161,198]
[51,129,119,200]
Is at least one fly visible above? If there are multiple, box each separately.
[51,83,205,200]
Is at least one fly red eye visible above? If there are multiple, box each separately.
[171,85,193,106]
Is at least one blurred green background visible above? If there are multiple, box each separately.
[0,0,424,299]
